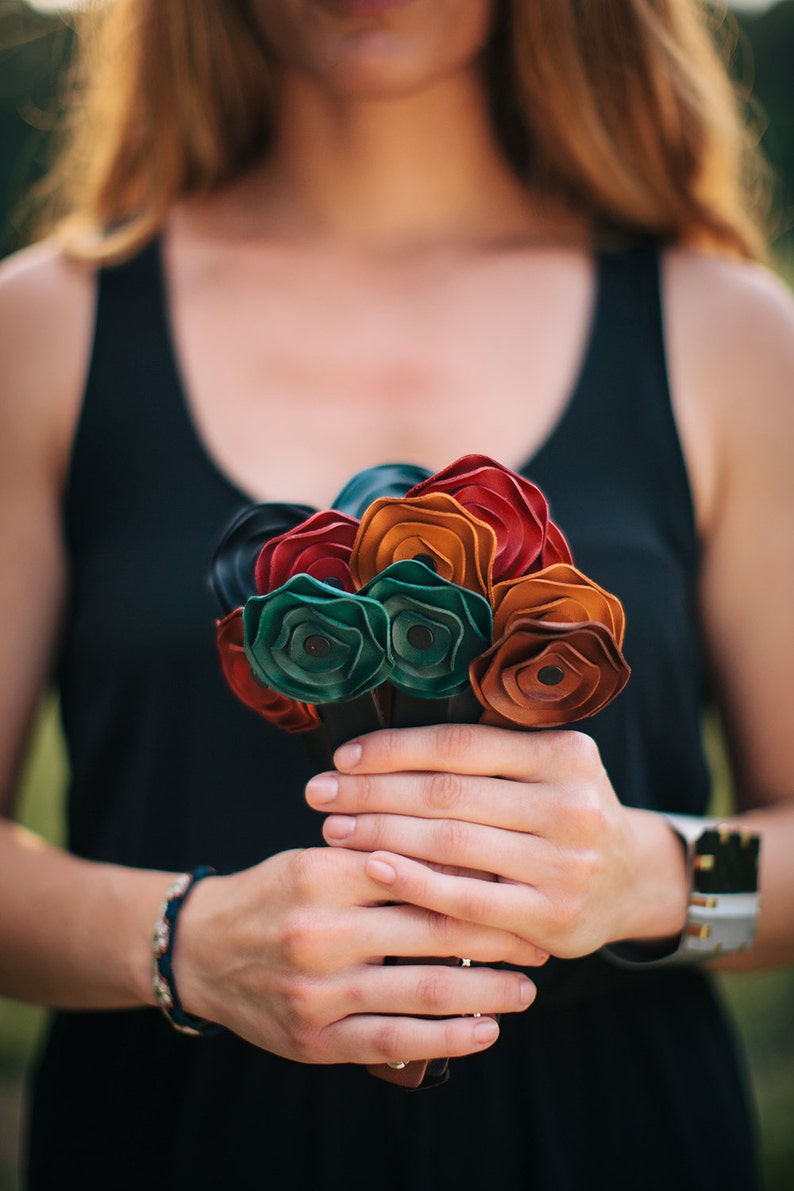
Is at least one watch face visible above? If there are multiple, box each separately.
[693,829,760,895]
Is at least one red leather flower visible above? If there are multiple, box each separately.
[492,564,626,648]
[254,510,359,595]
[406,454,572,582]
[351,493,497,599]
[215,609,320,732]
[469,617,630,729]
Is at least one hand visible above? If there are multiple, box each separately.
[306,724,689,959]
[172,844,539,1066]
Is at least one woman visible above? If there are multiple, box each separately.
[0,0,792,1187]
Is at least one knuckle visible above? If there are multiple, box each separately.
[372,1021,407,1064]
[415,970,450,1013]
[434,722,475,766]
[435,816,470,859]
[424,908,458,951]
[425,770,464,813]
[289,847,333,896]
[278,910,323,970]
[548,730,600,775]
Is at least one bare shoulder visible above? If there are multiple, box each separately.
[661,249,794,533]
[0,241,96,484]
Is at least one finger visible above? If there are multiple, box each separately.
[323,811,553,888]
[333,961,536,1020]
[354,903,548,968]
[326,1011,501,1066]
[333,724,602,784]
[307,768,557,835]
[364,851,545,942]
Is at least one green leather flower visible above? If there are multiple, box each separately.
[362,560,492,697]
[243,575,392,703]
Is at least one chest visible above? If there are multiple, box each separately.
[165,244,596,506]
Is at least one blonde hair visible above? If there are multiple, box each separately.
[41,0,769,261]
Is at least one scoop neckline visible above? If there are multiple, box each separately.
[152,236,606,508]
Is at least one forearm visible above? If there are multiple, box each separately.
[0,816,175,1010]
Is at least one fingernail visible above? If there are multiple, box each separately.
[474,1018,499,1044]
[519,978,534,1006]
[335,741,362,771]
[306,774,339,805]
[367,857,397,885]
[324,815,356,841]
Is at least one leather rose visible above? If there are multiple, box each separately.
[210,502,316,615]
[351,493,496,598]
[243,575,393,703]
[361,560,492,697]
[215,608,320,731]
[406,453,572,582]
[492,564,626,648]
[469,617,630,729]
[332,463,433,520]
[254,509,360,595]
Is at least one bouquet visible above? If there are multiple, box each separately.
[212,454,629,754]
[211,454,630,1087]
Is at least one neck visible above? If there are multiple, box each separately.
[239,66,558,252]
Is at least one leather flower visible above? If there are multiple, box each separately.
[332,463,433,519]
[215,608,320,731]
[243,575,393,703]
[469,618,630,729]
[492,564,626,648]
[406,453,572,582]
[210,502,316,615]
[254,510,360,595]
[351,492,496,598]
[362,560,493,697]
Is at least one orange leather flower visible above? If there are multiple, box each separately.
[469,617,630,730]
[215,609,320,732]
[351,493,497,599]
[492,564,626,648]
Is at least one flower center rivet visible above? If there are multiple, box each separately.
[413,553,437,572]
[304,635,332,658]
[407,625,435,651]
[538,665,565,686]
[322,576,344,589]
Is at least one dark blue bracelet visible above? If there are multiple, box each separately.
[152,866,224,1037]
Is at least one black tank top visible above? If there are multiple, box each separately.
[26,241,758,1190]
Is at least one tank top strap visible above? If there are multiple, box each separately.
[530,241,699,573]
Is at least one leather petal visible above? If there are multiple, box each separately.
[243,575,393,703]
[215,609,320,731]
[351,493,496,598]
[361,560,492,697]
[469,617,630,729]
[492,564,626,648]
[254,509,360,595]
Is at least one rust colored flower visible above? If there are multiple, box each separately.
[351,492,496,598]
[469,617,630,730]
[492,564,626,648]
[215,608,320,732]
[406,453,572,582]
[254,509,359,595]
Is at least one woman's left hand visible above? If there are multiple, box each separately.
[305,724,689,960]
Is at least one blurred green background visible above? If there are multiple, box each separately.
[0,2,793,1189]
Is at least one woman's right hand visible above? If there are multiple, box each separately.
[174,846,542,1067]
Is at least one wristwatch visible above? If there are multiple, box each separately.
[603,814,761,968]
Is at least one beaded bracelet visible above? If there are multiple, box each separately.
[151,866,224,1036]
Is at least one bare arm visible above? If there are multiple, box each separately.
[310,253,794,971]
[0,247,532,1056]
[666,250,794,968]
